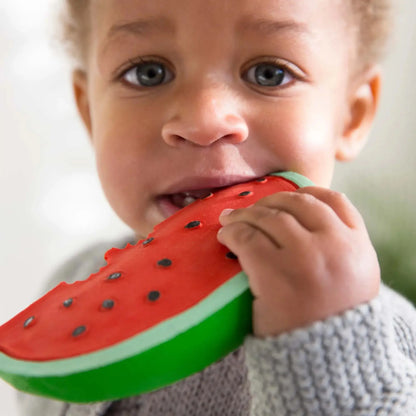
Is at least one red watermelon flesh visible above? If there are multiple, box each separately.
[0,174,303,362]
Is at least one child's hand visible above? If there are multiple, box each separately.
[217,187,380,337]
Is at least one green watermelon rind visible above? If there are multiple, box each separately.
[0,171,312,402]
[0,272,252,402]
[271,171,314,188]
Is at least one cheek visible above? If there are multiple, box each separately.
[92,103,159,183]
[91,124,150,220]
[95,144,139,217]
[255,99,340,185]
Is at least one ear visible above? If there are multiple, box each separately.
[336,65,381,161]
[72,70,93,138]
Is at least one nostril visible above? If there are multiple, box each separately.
[162,132,187,147]
[161,116,248,147]
[171,134,186,144]
[227,123,249,144]
[223,133,243,143]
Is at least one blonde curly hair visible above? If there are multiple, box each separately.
[59,0,393,72]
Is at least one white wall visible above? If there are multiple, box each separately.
[0,0,415,414]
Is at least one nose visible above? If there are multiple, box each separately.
[161,82,248,147]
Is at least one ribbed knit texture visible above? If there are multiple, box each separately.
[17,239,416,416]
[245,294,416,415]
[103,347,249,416]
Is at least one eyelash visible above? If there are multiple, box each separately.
[242,57,302,88]
[115,56,171,80]
[114,56,303,89]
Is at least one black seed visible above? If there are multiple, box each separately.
[102,299,115,309]
[143,237,154,246]
[63,298,73,308]
[185,220,201,229]
[256,177,267,183]
[107,272,122,280]
[157,258,172,267]
[202,192,214,199]
[148,291,160,301]
[239,191,252,197]
[23,316,35,328]
[72,325,86,337]
[226,252,238,260]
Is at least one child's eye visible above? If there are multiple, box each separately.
[123,61,174,87]
[244,62,294,87]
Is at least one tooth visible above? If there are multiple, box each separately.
[183,196,196,207]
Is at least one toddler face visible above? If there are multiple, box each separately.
[77,0,369,237]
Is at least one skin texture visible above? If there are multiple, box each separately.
[73,0,381,337]
[218,188,380,336]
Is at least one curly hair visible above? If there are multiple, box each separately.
[59,1,90,69]
[349,0,393,66]
[59,0,393,71]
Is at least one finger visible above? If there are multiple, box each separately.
[217,221,287,298]
[218,205,306,248]
[254,190,341,232]
[296,187,365,229]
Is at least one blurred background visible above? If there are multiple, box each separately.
[0,0,415,414]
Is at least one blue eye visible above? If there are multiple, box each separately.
[245,63,293,87]
[123,61,173,87]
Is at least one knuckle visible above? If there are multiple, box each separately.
[259,190,299,207]
[272,209,292,225]
[327,189,349,204]
[228,222,258,246]
[259,192,288,204]
[252,205,279,221]
[231,205,279,225]
[263,190,310,208]
[292,190,316,204]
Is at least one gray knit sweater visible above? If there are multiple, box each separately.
[18,237,416,416]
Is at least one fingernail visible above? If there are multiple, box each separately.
[220,208,234,218]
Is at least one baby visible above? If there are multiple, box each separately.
[20,0,416,415]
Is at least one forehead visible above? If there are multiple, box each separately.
[90,0,348,43]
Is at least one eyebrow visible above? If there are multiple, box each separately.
[106,16,308,39]
[106,17,175,40]
[239,18,310,36]
[100,16,309,59]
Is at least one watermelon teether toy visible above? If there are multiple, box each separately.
[0,172,312,403]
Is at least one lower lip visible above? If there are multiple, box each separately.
[156,196,182,219]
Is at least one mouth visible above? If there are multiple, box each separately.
[157,188,218,218]
[156,174,264,218]
[170,189,214,208]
